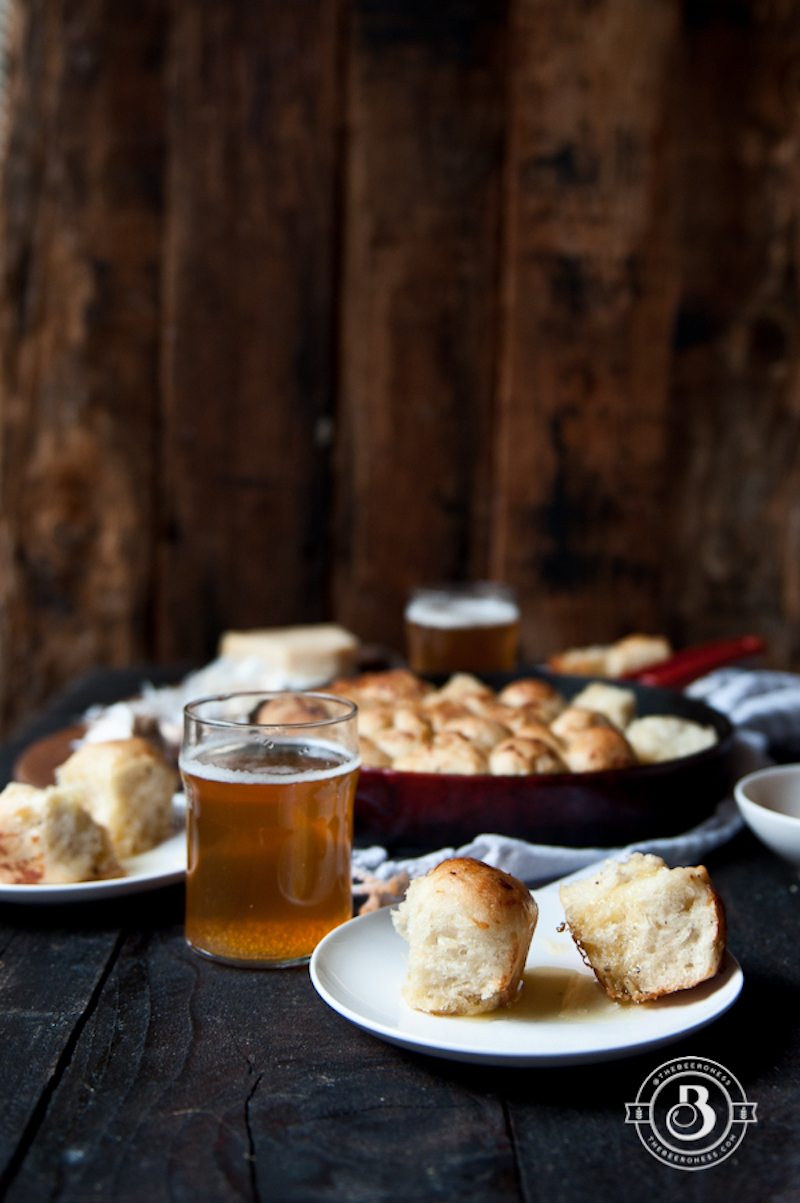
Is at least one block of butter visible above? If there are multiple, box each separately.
[218,624,360,687]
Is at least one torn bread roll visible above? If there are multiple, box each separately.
[392,857,538,1015]
[0,782,122,884]
[56,737,177,858]
[559,853,726,1003]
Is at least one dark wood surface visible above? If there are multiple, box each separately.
[0,669,797,1202]
[3,2,800,739]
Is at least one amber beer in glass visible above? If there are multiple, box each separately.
[405,582,520,674]
[180,692,359,968]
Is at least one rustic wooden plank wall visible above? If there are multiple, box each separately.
[1,0,799,735]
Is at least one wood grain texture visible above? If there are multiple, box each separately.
[0,0,165,732]
[0,915,120,1191]
[491,0,682,661]
[664,0,800,668]
[157,0,343,661]
[5,914,520,1203]
[2,1,800,738]
[332,0,507,649]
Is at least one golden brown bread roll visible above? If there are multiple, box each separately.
[550,705,614,742]
[441,713,511,752]
[425,732,488,774]
[253,694,331,725]
[392,857,538,1014]
[497,678,565,721]
[562,727,636,773]
[422,700,476,731]
[489,737,567,776]
[422,673,494,706]
[356,703,394,738]
[330,668,431,705]
[373,728,431,762]
[503,710,564,750]
[358,736,392,768]
[392,705,434,739]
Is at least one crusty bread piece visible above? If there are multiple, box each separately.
[392,857,538,1015]
[421,673,494,707]
[547,644,611,676]
[253,694,332,725]
[406,732,489,775]
[570,682,637,730]
[373,727,431,762]
[496,678,565,722]
[559,853,726,1003]
[219,624,359,685]
[503,712,564,750]
[548,634,672,678]
[0,782,122,884]
[625,715,717,764]
[393,705,434,739]
[441,713,511,752]
[358,736,392,768]
[604,634,672,677]
[56,737,176,857]
[330,668,431,706]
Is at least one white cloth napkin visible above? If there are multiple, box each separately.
[352,668,798,888]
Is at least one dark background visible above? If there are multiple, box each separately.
[1,0,799,736]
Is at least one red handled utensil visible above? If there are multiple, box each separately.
[622,634,766,689]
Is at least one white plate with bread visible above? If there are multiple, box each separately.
[310,859,742,1066]
[0,797,186,904]
[0,737,186,904]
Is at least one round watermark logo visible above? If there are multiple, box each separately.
[625,1057,757,1170]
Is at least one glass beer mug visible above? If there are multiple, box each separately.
[404,582,520,675]
[180,691,360,968]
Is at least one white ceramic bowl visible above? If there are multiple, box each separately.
[735,764,800,869]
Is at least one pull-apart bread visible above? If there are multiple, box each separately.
[559,853,726,1003]
[0,782,122,884]
[392,858,537,1015]
[330,668,717,776]
[55,737,177,858]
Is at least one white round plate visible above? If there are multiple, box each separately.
[0,798,186,905]
[310,888,743,1066]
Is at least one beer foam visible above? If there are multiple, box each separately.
[179,738,360,785]
[405,593,519,629]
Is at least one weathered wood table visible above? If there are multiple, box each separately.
[0,670,797,1202]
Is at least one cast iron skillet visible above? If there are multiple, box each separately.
[354,670,734,852]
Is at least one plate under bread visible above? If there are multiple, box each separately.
[0,797,186,905]
[309,886,742,1067]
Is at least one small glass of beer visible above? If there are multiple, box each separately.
[180,691,360,968]
[405,582,520,674]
